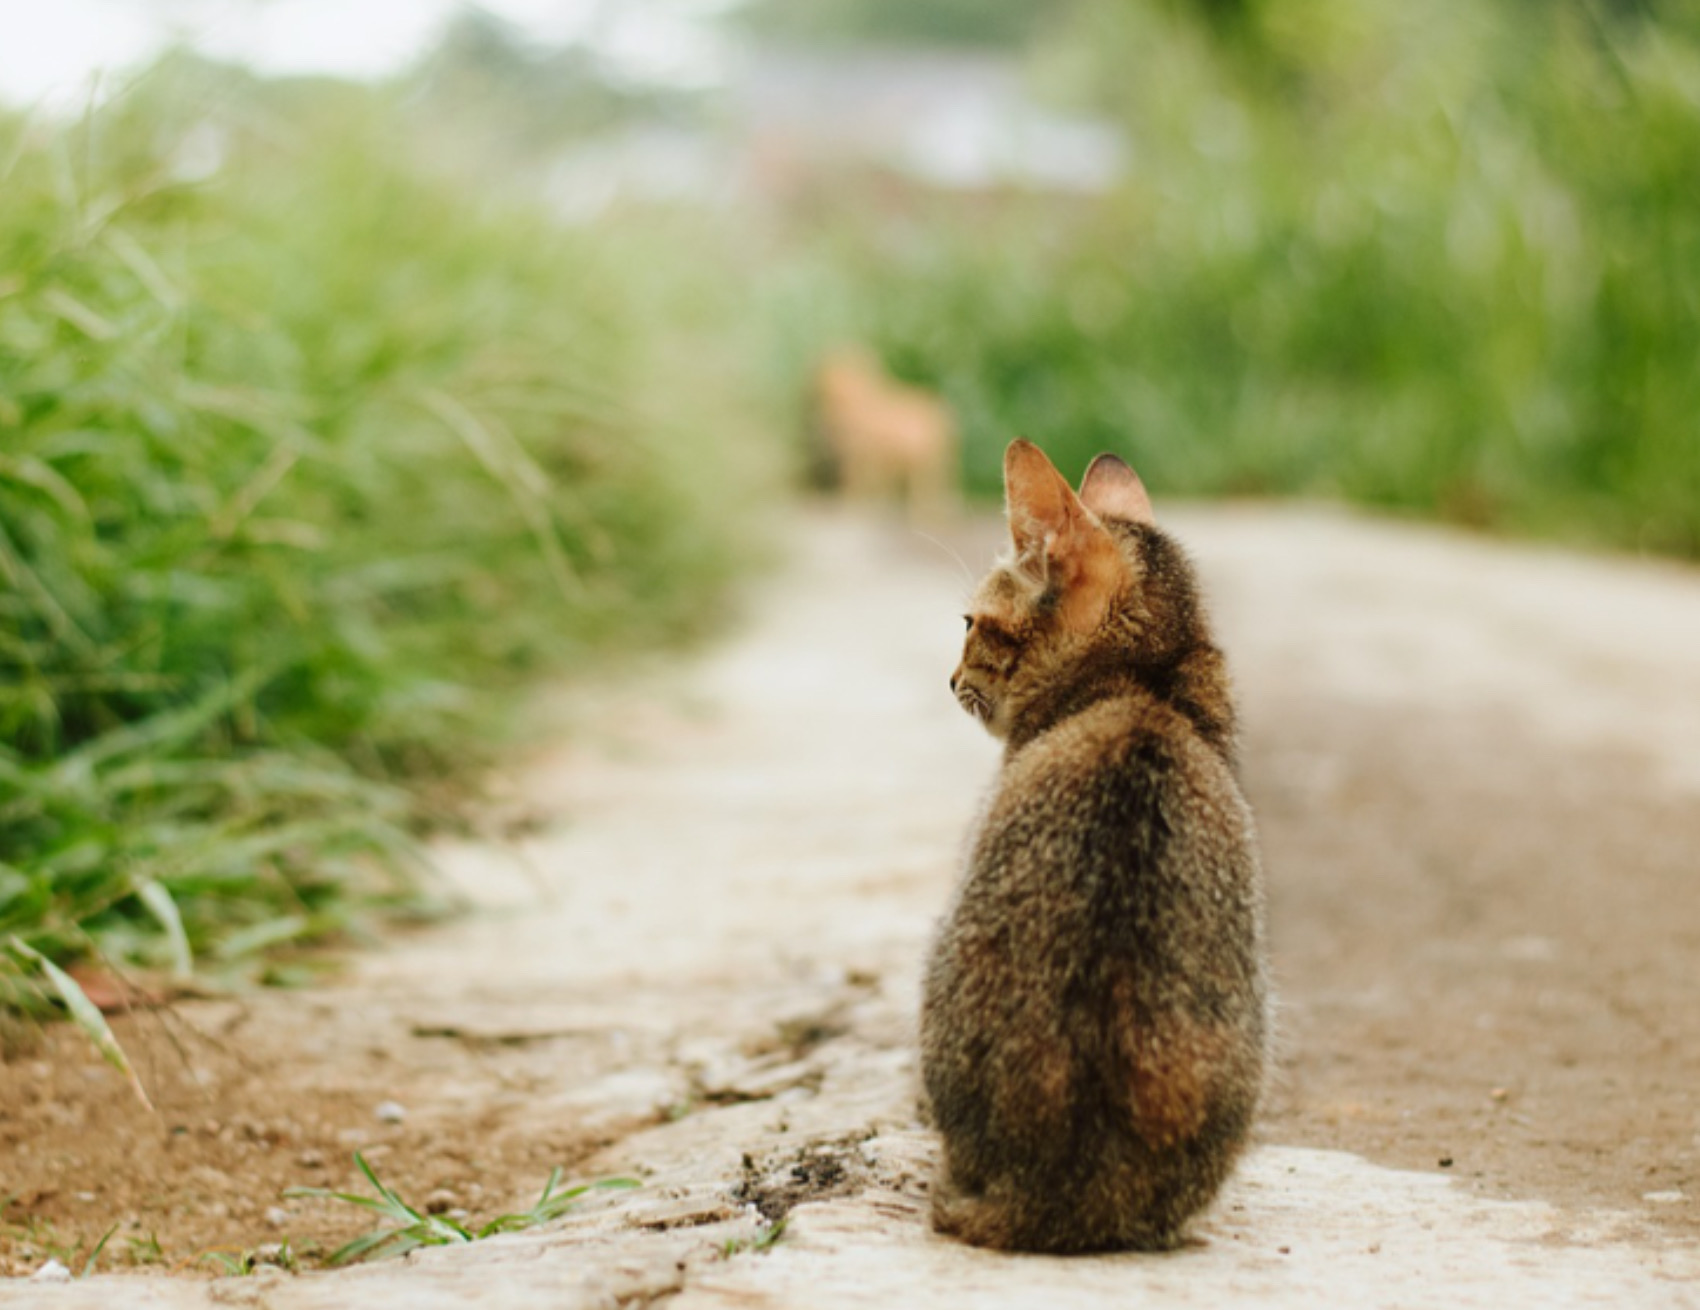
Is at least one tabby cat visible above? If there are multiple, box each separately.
[920,439,1269,1253]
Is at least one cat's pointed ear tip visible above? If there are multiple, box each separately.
[1079,449,1156,524]
[1003,439,1051,487]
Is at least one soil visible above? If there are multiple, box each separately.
[1254,701,1700,1230]
[3,505,1699,1303]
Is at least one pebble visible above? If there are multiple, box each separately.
[1642,1190,1686,1204]
[265,1206,291,1228]
[31,1260,71,1283]
[375,1100,406,1124]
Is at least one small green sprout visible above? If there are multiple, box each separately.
[285,1152,638,1266]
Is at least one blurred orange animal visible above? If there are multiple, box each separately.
[813,347,958,522]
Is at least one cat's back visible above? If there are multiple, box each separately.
[978,692,1254,897]
[938,691,1263,1051]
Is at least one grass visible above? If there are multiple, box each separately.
[284,1152,639,1266]
[0,1207,117,1278]
[765,0,1700,557]
[720,1217,788,1258]
[0,58,776,1025]
[4,937,151,1105]
[196,1242,298,1277]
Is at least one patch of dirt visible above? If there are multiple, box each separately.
[0,945,901,1281]
[734,1138,876,1225]
[1249,697,1700,1241]
[0,995,624,1276]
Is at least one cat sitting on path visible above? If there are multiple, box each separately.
[921,439,1270,1253]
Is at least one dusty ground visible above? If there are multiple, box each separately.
[4,504,1700,1305]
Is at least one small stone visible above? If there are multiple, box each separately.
[1489,1087,1509,1102]
[297,1148,325,1168]
[375,1100,406,1125]
[1438,1157,1454,1168]
[31,1259,72,1283]
[1643,1190,1686,1204]
[264,1206,290,1228]
[424,1188,459,1215]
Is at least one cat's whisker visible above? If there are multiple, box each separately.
[910,527,976,591]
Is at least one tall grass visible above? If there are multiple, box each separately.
[775,0,1700,555]
[0,60,771,1005]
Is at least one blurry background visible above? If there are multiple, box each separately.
[3,0,1698,1004]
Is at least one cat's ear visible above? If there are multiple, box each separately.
[1004,440,1122,631]
[1079,452,1156,526]
[1004,439,1080,563]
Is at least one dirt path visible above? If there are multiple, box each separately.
[5,506,1700,1306]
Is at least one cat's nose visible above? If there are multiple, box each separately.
[949,674,958,693]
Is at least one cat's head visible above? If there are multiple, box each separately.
[951,439,1201,740]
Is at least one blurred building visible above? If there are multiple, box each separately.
[546,44,1125,220]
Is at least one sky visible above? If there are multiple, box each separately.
[0,0,726,107]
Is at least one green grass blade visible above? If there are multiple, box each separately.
[7,937,152,1111]
[210,917,310,963]
[530,1175,641,1223]
[0,453,90,521]
[354,1151,423,1221]
[78,1222,119,1277]
[134,880,192,981]
[426,1215,474,1242]
[325,1229,406,1267]
[281,1187,401,1214]
[55,668,272,774]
